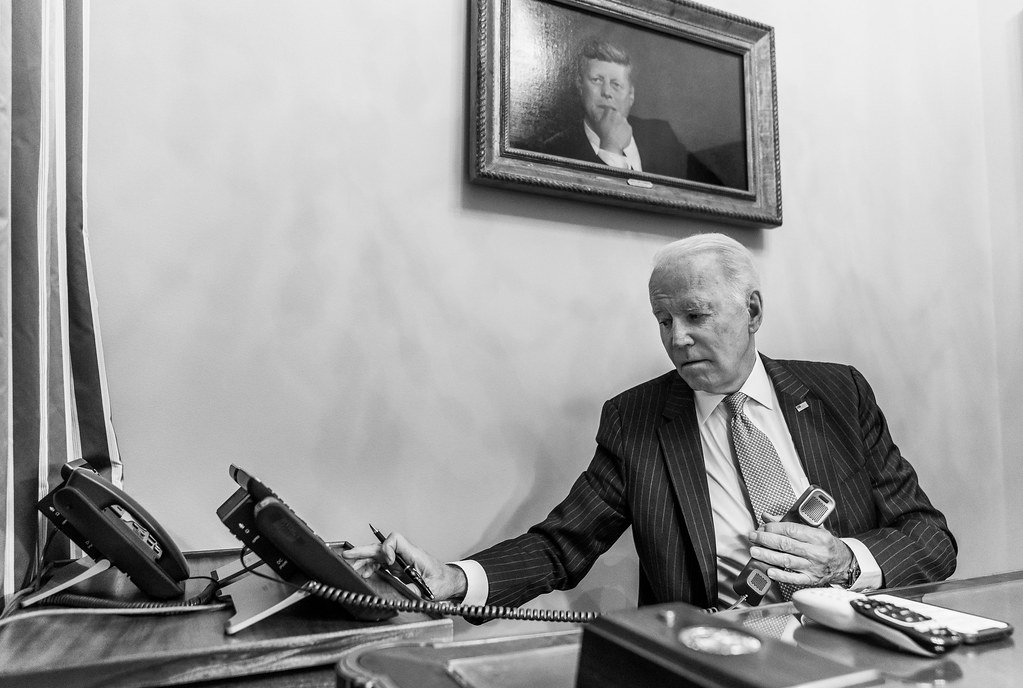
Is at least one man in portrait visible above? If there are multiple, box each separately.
[540,39,722,186]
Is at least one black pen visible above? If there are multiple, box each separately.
[369,523,435,600]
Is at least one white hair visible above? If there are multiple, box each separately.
[649,233,760,305]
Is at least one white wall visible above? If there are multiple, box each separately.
[980,0,1023,562]
[85,0,1023,634]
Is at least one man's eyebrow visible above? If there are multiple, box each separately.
[651,298,713,312]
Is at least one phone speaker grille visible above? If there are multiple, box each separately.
[800,497,830,525]
[749,569,771,595]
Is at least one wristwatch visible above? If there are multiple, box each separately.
[842,556,861,589]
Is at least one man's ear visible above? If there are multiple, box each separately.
[747,290,763,334]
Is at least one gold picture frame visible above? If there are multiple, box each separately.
[469,0,782,227]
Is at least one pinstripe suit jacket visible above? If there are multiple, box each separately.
[471,355,957,610]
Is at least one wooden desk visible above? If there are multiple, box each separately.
[0,549,452,688]
[335,571,1022,688]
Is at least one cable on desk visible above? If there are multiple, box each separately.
[302,579,600,624]
[36,577,223,612]
[0,600,229,632]
[0,574,228,629]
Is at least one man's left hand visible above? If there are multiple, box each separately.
[593,107,632,155]
[747,514,854,586]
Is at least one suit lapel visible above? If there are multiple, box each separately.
[657,375,717,603]
[764,356,852,494]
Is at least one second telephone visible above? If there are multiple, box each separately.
[733,485,836,605]
[37,459,190,599]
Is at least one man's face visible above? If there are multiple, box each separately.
[577,59,635,128]
[649,254,762,394]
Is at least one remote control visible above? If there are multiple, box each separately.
[792,587,962,657]
[870,593,1013,644]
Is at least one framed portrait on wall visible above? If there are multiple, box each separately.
[468,0,782,227]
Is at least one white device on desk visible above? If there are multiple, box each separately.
[792,588,959,657]
[792,587,1013,657]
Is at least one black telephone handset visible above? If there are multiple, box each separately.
[36,459,190,599]
[733,485,836,606]
[216,465,398,621]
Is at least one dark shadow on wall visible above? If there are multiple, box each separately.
[460,178,767,250]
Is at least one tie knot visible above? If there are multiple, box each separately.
[724,391,748,417]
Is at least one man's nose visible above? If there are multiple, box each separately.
[671,321,694,347]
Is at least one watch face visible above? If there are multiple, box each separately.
[678,626,762,655]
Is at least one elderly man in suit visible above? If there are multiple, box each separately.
[345,234,956,612]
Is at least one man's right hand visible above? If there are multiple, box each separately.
[341,530,468,601]
[593,106,632,155]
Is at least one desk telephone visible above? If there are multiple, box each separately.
[215,464,398,622]
[216,464,597,623]
[36,459,190,599]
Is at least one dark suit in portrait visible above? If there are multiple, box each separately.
[541,116,723,186]
[470,355,958,611]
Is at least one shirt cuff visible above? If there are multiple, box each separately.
[839,538,883,591]
[449,559,489,606]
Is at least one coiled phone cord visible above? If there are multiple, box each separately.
[302,580,600,623]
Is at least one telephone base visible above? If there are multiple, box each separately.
[20,557,112,608]
[215,563,309,635]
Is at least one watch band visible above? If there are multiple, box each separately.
[844,557,861,589]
